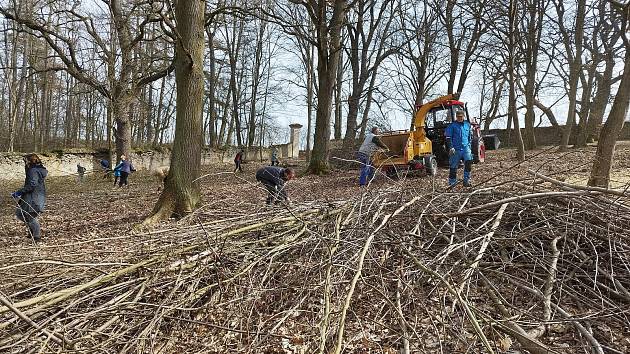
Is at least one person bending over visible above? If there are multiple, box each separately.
[255,166,295,205]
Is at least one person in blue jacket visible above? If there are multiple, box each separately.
[11,154,48,242]
[113,160,122,186]
[445,110,473,187]
[113,154,136,187]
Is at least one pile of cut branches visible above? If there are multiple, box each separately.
[1,173,629,353]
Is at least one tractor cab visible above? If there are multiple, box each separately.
[423,100,485,166]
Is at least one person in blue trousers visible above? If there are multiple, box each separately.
[445,110,473,187]
[357,127,389,186]
[11,154,48,242]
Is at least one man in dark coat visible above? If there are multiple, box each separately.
[99,159,110,178]
[255,166,295,205]
[12,154,48,242]
[77,164,86,183]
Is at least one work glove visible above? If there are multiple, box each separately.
[11,191,23,199]
[448,148,456,157]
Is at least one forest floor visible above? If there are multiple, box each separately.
[0,143,629,353]
[1,143,628,249]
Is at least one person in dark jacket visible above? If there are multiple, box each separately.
[77,164,86,183]
[113,155,135,187]
[234,149,244,173]
[99,159,110,179]
[11,154,48,242]
[270,148,279,166]
[255,166,295,205]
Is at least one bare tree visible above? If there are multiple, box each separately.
[388,1,445,121]
[144,0,206,223]
[342,0,398,147]
[507,0,525,160]
[0,1,173,159]
[588,2,630,187]
[275,0,350,173]
[436,0,488,95]
[518,0,547,150]
[575,3,623,147]
[553,0,586,151]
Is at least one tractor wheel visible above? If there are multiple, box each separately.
[385,165,410,179]
[424,155,438,176]
[385,166,399,179]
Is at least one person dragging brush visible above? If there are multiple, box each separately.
[11,153,48,243]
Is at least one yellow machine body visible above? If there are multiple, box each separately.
[373,93,460,167]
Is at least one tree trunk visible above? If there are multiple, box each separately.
[358,70,379,141]
[558,0,586,151]
[207,28,218,147]
[334,49,343,140]
[113,97,133,159]
[523,0,543,150]
[307,0,347,174]
[309,66,335,174]
[574,68,595,147]
[508,0,524,161]
[247,15,266,148]
[305,42,314,162]
[588,49,630,187]
[145,0,204,224]
[582,56,616,144]
[218,83,232,145]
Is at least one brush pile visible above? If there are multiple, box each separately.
[1,172,629,353]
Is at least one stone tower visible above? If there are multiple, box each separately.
[289,123,302,158]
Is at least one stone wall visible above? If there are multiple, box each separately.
[0,123,305,181]
[0,152,96,182]
[485,123,630,147]
[0,145,295,181]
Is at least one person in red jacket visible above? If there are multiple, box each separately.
[234,149,244,173]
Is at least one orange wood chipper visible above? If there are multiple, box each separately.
[373,93,485,178]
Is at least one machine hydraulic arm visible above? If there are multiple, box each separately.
[410,92,461,156]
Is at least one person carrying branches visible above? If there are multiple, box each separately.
[357,127,389,186]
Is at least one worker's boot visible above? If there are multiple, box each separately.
[463,167,472,187]
[448,168,457,187]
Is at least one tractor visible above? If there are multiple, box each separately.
[373,93,485,178]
